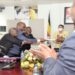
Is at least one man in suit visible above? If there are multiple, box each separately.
[31,3,75,75]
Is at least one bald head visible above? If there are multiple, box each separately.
[17,22,26,31]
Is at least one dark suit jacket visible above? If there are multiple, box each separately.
[0,34,22,54]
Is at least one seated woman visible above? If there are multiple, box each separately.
[21,27,37,51]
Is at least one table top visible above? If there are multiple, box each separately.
[0,61,43,75]
[0,62,25,75]
[0,68,24,75]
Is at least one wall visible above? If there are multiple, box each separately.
[38,3,73,38]
[29,19,44,38]
[0,3,74,39]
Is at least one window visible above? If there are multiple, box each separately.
[0,26,6,32]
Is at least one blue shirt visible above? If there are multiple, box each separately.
[17,30,37,43]
[8,30,37,55]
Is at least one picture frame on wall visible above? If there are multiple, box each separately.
[64,7,74,24]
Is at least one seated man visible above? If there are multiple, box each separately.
[21,27,37,51]
[17,22,37,43]
[0,28,25,57]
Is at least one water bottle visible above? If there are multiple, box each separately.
[21,51,24,59]
[33,64,41,75]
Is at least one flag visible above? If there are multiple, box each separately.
[47,12,51,37]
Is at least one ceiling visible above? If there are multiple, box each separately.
[0,0,72,7]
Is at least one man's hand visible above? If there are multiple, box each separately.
[56,35,65,43]
[22,40,32,45]
[37,38,46,43]
[30,44,57,60]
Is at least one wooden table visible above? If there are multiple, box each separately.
[0,58,43,75]
[0,62,26,75]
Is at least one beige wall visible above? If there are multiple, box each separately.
[64,24,74,35]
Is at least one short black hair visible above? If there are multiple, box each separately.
[58,24,64,28]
